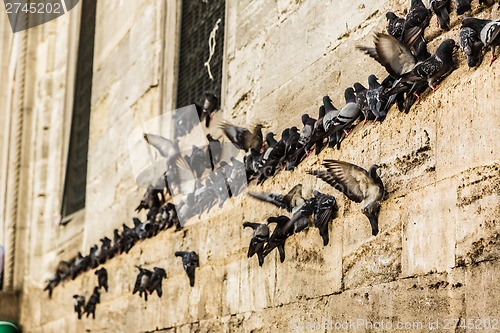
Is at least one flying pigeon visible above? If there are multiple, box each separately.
[221,123,264,152]
[461,17,500,65]
[243,222,270,266]
[147,267,167,297]
[175,251,199,287]
[308,160,384,236]
[359,33,456,92]
[95,267,108,292]
[84,287,100,319]
[312,191,338,246]
[133,266,153,301]
[460,27,484,67]
[248,184,304,213]
[73,295,85,320]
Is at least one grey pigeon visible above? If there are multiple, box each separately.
[456,0,471,15]
[353,82,374,122]
[366,75,390,121]
[175,251,199,287]
[243,222,270,266]
[460,27,484,67]
[461,17,500,65]
[403,0,431,47]
[312,190,338,246]
[308,160,384,236]
[73,295,85,320]
[95,267,108,292]
[324,88,361,145]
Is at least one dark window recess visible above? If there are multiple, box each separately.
[61,0,97,218]
[176,0,225,108]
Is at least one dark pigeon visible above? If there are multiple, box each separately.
[84,287,100,319]
[175,251,199,287]
[44,272,61,298]
[430,0,450,30]
[460,27,484,67]
[243,222,270,266]
[308,160,384,236]
[353,82,374,122]
[366,74,390,121]
[148,267,167,297]
[312,191,338,246]
[95,267,108,292]
[221,123,264,152]
[133,266,153,301]
[324,88,361,148]
[262,216,292,263]
[456,0,471,15]
[386,11,405,39]
[73,295,85,320]
[207,134,222,170]
[403,0,431,47]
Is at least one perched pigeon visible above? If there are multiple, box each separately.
[175,251,199,287]
[95,267,108,292]
[386,12,405,39]
[221,123,264,152]
[430,0,451,30]
[207,134,222,170]
[308,160,384,236]
[366,74,390,121]
[202,92,219,127]
[73,295,85,320]
[262,216,292,262]
[298,114,317,148]
[359,33,456,92]
[403,0,431,47]
[84,287,100,319]
[44,272,61,298]
[248,184,304,213]
[243,222,270,266]
[461,17,500,65]
[312,191,338,246]
[460,27,484,67]
[456,0,471,15]
[133,266,153,301]
[324,88,361,146]
[148,267,167,297]
[353,82,374,122]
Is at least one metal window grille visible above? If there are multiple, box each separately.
[176,0,225,108]
[61,0,97,218]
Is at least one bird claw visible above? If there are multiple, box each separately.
[490,54,497,66]
[344,129,352,137]
[431,85,440,92]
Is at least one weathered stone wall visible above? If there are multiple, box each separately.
[6,0,500,332]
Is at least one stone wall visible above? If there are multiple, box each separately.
[6,0,500,332]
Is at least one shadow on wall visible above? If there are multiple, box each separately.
[0,245,4,291]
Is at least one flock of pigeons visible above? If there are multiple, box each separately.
[45,0,499,320]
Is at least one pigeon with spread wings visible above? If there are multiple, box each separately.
[248,184,304,213]
[308,160,384,236]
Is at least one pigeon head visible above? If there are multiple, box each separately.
[461,17,489,32]
[281,128,290,140]
[265,132,275,143]
[318,105,325,118]
[344,87,356,104]
[436,39,456,59]
[361,202,381,236]
[301,114,310,125]
[353,82,366,93]
[153,267,167,278]
[386,11,397,21]
[367,74,379,87]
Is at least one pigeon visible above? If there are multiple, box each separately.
[73,295,85,320]
[456,0,471,15]
[185,145,210,178]
[359,33,456,93]
[71,252,91,279]
[207,134,222,170]
[248,184,304,213]
[262,216,292,262]
[259,132,278,167]
[135,186,164,213]
[243,222,270,266]
[97,237,112,263]
[84,287,100,319]
[143,133,179,164]
[430,0,451,30]
[366,74,390,121]
[285,197,317,234]
[324,88,361,146]
[308,160,384,236]
[95,267,108,292]
[256,129,289,184]
[386,12,405,39]
[460,27,484,67]
[461,17,500,65]
[353,82,374,122]
[221,123,264,152]
[403,0,431,47]
[308,106,328,155]
[44,272,61,298]
[133,217,147,241]
[298,114,317,148]
[133,266,153,301]
[89,245,99,269]
[148,267,167,297]
[175,251,199,287]
[312,191,338,246]
[202,92,219,127]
